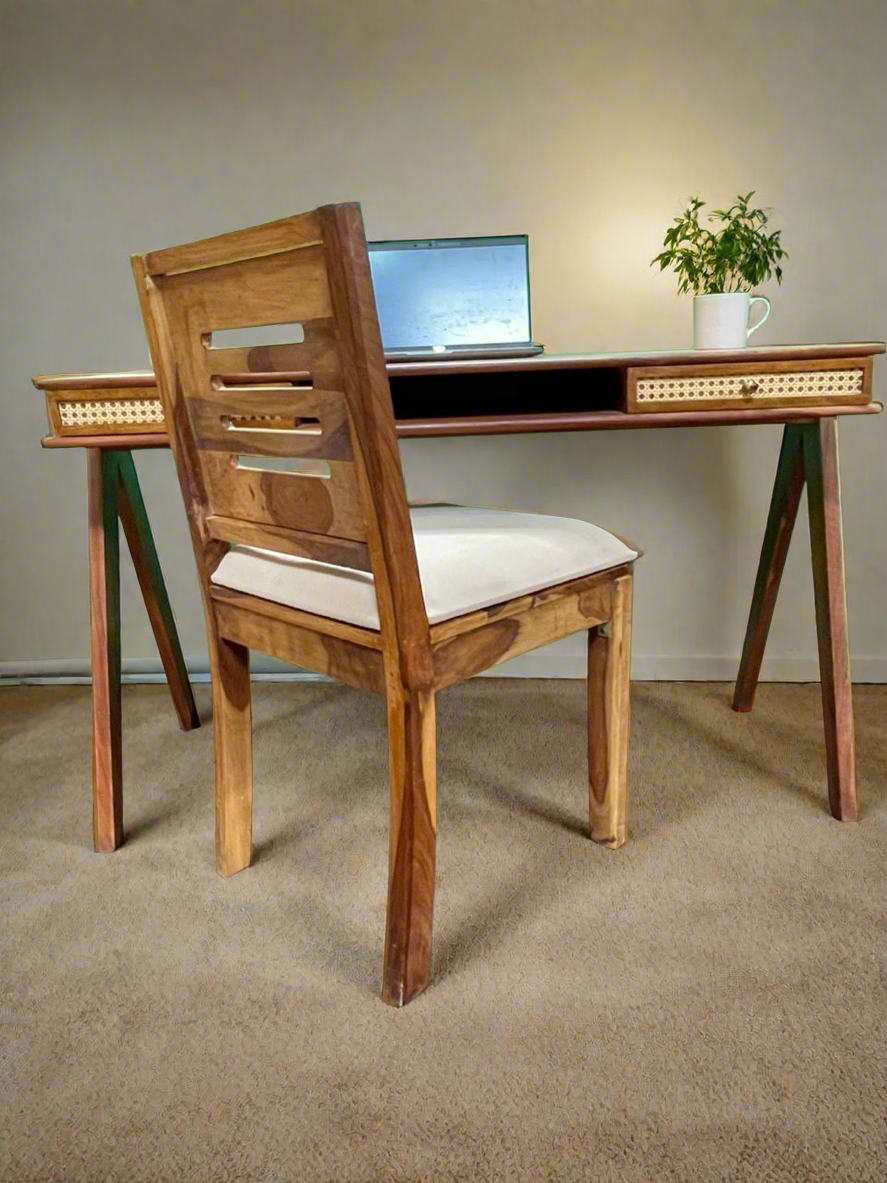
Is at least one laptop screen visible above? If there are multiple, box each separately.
[368,235,531,351]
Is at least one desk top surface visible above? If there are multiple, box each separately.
[32,341,887,391]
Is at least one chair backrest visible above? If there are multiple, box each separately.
[132,203,431,680]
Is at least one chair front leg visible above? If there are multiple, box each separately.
[211,632,254,877]
[383,685,437,1007]
[588,573,633,848]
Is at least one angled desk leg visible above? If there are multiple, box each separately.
[733,419,857,821]
[801,418,856,821]
[733,425,806,712]
[116,452,199,732]
[87,448,199,853]
[87,449,123,852]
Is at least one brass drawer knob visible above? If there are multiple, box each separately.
[740,380,761,396]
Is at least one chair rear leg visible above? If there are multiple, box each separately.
[383,686,437,1007]
[588,574,633,848]
[211,632,253,877]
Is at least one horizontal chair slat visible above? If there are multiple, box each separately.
[190,387,353,461]
[206,516,371,571]
[159,244,333,331]
[144,209,324,276]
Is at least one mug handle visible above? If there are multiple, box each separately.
[747,296,771,339]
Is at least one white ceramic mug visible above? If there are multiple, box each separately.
[693,293,771,350]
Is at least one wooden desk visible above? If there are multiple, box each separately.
[35,342,885,848]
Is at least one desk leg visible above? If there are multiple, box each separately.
[802,418,857,821]
[116,452,199,731]
[87,449,123,852]
[733,425,806,712]
[733,420,857,821]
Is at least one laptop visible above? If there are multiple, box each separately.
[368,234,544,362]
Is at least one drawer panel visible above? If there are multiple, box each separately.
[625,358,871,414]
[47,388,165,436]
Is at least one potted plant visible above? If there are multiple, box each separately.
[651,192,788,350]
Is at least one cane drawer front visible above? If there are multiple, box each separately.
[46,387,165,436]
[625,358,872,414]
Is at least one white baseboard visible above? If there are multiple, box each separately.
[3,654,887,684]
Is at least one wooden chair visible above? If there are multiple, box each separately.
[131,203,639,1006]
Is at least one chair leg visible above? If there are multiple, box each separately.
[211,633,253,876]
[382,686,437,1007]
[588,574,633,848]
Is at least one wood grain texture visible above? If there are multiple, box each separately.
[190,385,353,461]
[211,635,253,877]
[395,402,883,438]
[802,419,857,822]
[318,204,433,695]
[87,449,123,852]
[116,453,200,731]
[134,213,400,715]
[131,256,226,569]
[39,398,882,451]
[431,575,617,690]
[429,566,625,644]
[383,685,437,1007]
[144,209,322,277]
[140,227,371,564]
[588,575,633,848]
[209,584,382,649]
[733,426,807,712]
[35,357,884,448]
[206,515,370,571]
[159,243,331,330]
[37,315,881,970]
[198,452,367,542]
[133,249,252,889]
[213,595,385,695]
[34,371,157,391]
[197,323,345,392]
[132,203,643,1005]
[42,432,170,449]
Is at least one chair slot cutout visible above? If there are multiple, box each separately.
[212,372,313,391]
[236,455,331,478]
[204,323,306,349]
[223,414,322,435]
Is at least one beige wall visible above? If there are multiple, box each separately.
[2,0,885,680]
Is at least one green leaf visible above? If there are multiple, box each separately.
[651,190,787,296]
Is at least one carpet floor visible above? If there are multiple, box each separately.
[1,680,886,1182]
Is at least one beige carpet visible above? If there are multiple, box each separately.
[1,680,886,1182]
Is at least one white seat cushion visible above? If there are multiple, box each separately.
[210,505,637,630]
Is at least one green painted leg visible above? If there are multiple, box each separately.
[801,418,857,821]
[116,452,199,731]
[88,449,123,852]
[733,425,806,712]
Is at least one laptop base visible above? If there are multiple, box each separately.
[386,343,544,364]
